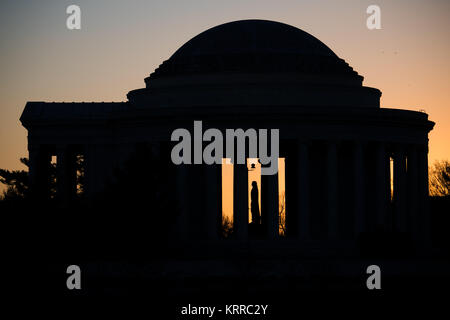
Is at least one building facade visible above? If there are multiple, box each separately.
[21,20,434,251]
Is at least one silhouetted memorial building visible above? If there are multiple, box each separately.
[21,20,434,252]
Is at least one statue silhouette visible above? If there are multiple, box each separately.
[251,181,261,224]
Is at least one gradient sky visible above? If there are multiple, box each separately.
[1,0,449,208]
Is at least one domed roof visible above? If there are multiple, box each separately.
[170,19,337,59]
[146,19,359,81]
[128,20,381,109]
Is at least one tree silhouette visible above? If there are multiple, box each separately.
[221,214,233,238]
[75,154,85,196]
[0,158,29,200]
[0,156,86,201]
[278,191,286,236]
[429,160,450,197]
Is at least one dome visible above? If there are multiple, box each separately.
[170,19,337,59]
[146,20,360,81]
[128,20,381,109]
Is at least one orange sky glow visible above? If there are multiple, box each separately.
[1,1,449,204]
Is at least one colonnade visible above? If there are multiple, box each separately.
[27,139,430,243]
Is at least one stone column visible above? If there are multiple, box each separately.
[407,145,419,237]
[99,144,113,191]
[327,141,338,239]
[56,145,76,205]
[261,164,279,240]
[385,150,393,232]
[205,164,222,240]
[418,144,430,244]
[28,145,40,196]
[374,142,387,230]
[189,165,205,240]
[354,141,365,236]
[119,142,135,164]
[297,141,310,240]
[84,144,97,197]
[175,164,189,241]
[233,162,248,241]
[29,145,51,200]
[84,144,114,197]
[284,151,297,237]
[394,146,407,233]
